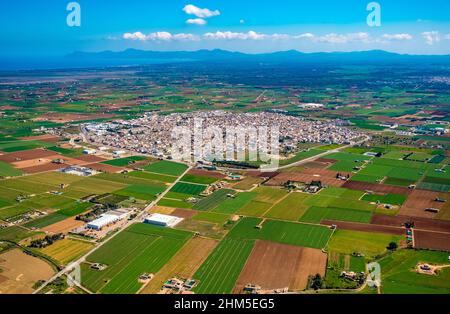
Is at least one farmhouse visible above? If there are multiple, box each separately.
[87,209,130,230]
[144,213,183,227]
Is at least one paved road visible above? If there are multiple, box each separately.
[33,166,192,294]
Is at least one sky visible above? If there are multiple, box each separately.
[1,0,450,57]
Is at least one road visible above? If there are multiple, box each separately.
[33,166,192,294]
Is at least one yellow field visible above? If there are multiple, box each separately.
[40,238,94,265]
[140,237,218,294]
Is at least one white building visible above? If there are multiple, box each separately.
[144,214,183,227]
[60,166,96,177]
[87,209,129,230]
[83,149,97,155]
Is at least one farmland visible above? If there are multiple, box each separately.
[193,238,254,294]
[81,223,191,294]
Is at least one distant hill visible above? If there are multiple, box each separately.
[67,49,450,65]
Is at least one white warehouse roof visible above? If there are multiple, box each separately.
[144,213,183,227]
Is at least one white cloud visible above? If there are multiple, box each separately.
[123,32,147,41]
[294,33,315,39]
[313,32,371,44]
[122,31,199,41]
[422,31,440,45]
[186,18,207,25]
[382,33,413,41]
[203,31,267,40]
[183,4,220,18]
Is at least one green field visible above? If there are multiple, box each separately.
[299,206,373,224]
[193,238,254,294]
[379,250,450,294]
[263,192,310,221]
[115,184,166,201]
[101,156,147,167]
[180,174,218,185]
[144,160,188,176]
[361,193,407,205]
[212,192,257,214]
[128,171,176,183]
[157,198,194,209]
[0,161,22,177]
[227,217,333,249]
[82,223,191,294]
[279,149,323,166]
[170,182,206,196]
[193,212,230,224]
[327,229,402,258]
[192,189,235,211]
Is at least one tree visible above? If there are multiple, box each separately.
[387,242,398,251]
[310,274,323,290]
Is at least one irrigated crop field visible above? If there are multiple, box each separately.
[81,223,191,294]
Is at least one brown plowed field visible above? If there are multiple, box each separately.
[187,169,226,179]
[19,135,60,143]
[42,217,85,234]
[21,162,66,174]
[84,163,124,173]
[140,237,218,294]
[0,249,54,294]
[321,220,404,235]
[171,208,198,219]
[414,230,450,252]
[342,181,410,195]
[399,190,444,218]
[0,149,58,163]
[12,156,61,169]
[33,113,114,123]
[233,240,327,293]
[371,215,450,234]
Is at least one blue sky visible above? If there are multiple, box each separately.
[1,0,449,56]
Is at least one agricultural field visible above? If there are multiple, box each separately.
[81,223,191,294]
[144,160,188,176]
[193,238,255,294]
[327,229,402,259]
[212,192,257,214]
[39,238,94,265]
[227,217,333,249]
[192,189,235,211]
[101,156,148,167]
[379,250,450,294]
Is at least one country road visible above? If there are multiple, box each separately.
[33,166,192,294]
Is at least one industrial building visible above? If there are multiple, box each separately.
[144,213,183,227]
[87,209,130,230]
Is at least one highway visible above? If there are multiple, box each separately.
[33,165,192,294]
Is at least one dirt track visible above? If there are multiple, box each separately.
[233,240,327,293]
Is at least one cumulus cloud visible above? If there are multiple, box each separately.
[122,31,199,41]
[186,18,207,25]
[183,4,220,18]
[312,32,371,44]
[422,31,440,45]
[382,33,413,41]
[203,31,267,40]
